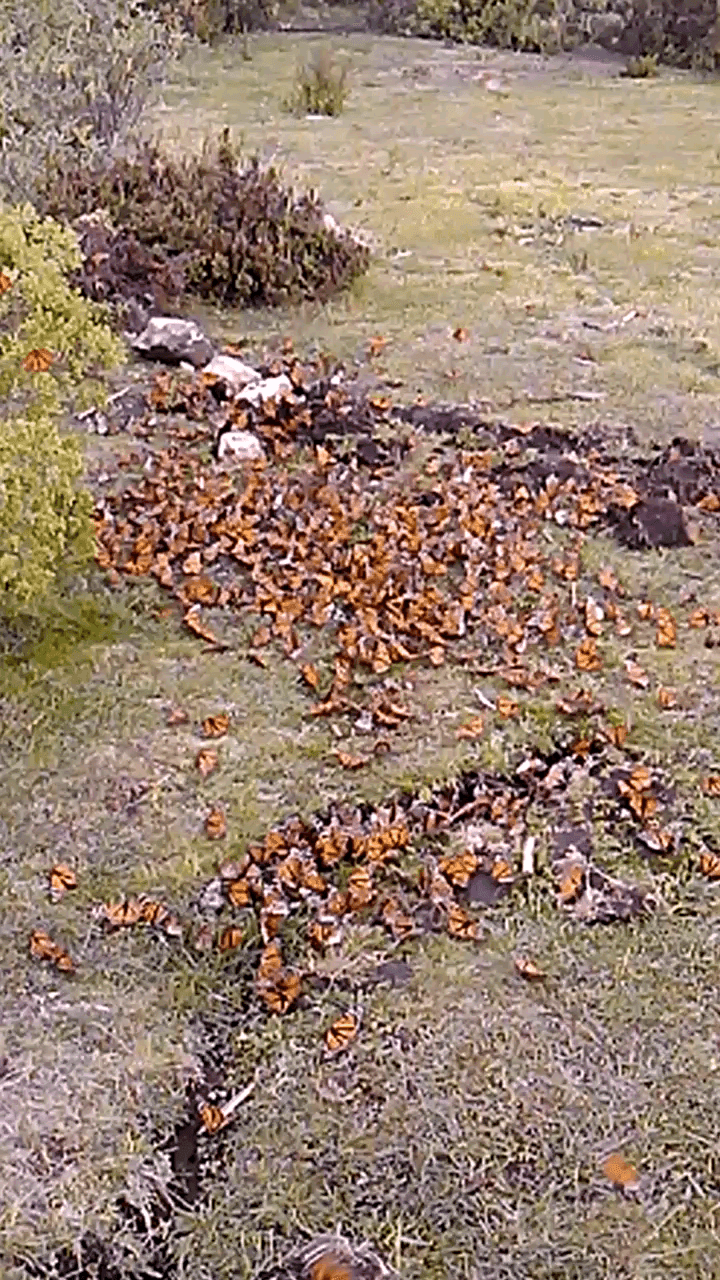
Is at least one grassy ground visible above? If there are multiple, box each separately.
[5,25,720,1280]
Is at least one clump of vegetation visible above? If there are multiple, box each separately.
[621,52,659,77]
[0,203,125,617]
[284,47,350,117]
[138,0,279,46]
[618,0,720,69]
[0,0,187,210]
[33,127,370,315]
[368,0,568,53]
[368,0,720,67]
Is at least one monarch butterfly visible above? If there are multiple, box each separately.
[381,897,415,941]
[0,270,13,294]
[702,776,720,797]
[202,713,229,738]
[309,1256,352,1280]
[490,857,514,883]
[49,863,76,902]
[204,808,227,840]
[200,1104,226,1134]
[257,939,283,979]
[446,902,479,940]
[307,917,343,951]
[324,1010,359,1054]
[22,347,54,373]
[346,866,375,912]
[700,851,720,879]
[101,898,143,928]
[226,875,251,907]
[602,1151,639,1190]
[195,747,218,777]
[257,968,301,1015]
[217,926,244,952]
[29,929,74,973]
[514,955,545,981]
[558,864,584,904]
[139,900,170,927]
[439,850,478,887]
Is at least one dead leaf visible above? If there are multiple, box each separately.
[166,707,189,726]
[624,659,649,689]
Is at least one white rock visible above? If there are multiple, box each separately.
[237,373,294,407]
[216,429,266,463]
[202,354,262,394]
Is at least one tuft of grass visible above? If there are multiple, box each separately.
[284,46,350,116]
[621,53,659,78]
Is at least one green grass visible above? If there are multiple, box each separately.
[6,27,720,1280]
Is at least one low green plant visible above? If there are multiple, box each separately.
[621,52,659,77]
[284,47,350,117]
[0,202,125,616]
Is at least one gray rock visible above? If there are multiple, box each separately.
[215,429,266,463]
[129,316,216,369]
[202,353,262,394]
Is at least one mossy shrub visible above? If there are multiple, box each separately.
[0,202,125,615]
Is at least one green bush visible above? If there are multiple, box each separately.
[0,202,125,615]
[370,0,566,52]
[368,0,720,65]
[284,47,350,117]
[0,0,188,209]
[33,127,371,312]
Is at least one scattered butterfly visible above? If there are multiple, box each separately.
[49,864,76,903]
[602,1151,639,1191]
[204,808,227,840]
[195,747,219,777]
[700,851,720,879]
[324,1010,360,1054]
[202,713,229,738]
[29,929,73,973]
[514,955,546,981]
[23,347,54,373]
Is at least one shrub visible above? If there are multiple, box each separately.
[33,127,370,313]
[369,0,566,52]
[138,0,279,44]
[368,0,720,65]
[617,0,720,68]
[284,47,350,117]
[0,0,188,210]
[0,202,125,614]
[621,51,659,75]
